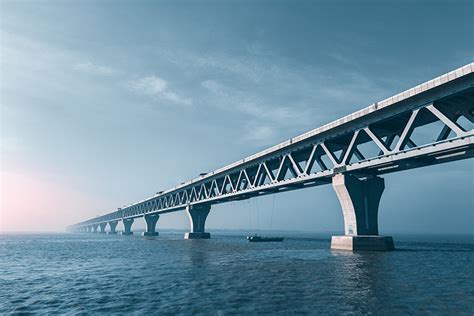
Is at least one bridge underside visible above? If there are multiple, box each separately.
[69,64,474,251]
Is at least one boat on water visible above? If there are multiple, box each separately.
[247,235,284,242]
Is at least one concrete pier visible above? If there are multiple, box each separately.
[68,64,473,250]
[331,236,395,251]
[108,221,118,234]
[92,224,99,233]
[99,223,107,234]
[121,218,134,235]
[184,204,211,239]
[142,214,159,237]
[331,174,394,251]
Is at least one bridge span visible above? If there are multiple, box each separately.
[69,63,474,250]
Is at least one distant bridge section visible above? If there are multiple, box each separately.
[69,63,474,250]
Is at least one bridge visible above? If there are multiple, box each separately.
[69,63,474,251]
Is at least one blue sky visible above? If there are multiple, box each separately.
[1,0,473,233]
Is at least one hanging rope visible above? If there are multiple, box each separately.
[247,199,251,234]
[255,198,260,232]
[270,194,276,231]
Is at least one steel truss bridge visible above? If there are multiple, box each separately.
[69,63,474,250]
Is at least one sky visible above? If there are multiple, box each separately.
[0,0,473,234]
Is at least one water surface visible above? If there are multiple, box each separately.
[1,232,473,314]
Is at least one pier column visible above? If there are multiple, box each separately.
[99,223,107,234]
[184,204,211,239]
[92,224,99,233]
[121,218,134,235]
[86,226,92,233]
[331,174,394,251]
[108,221,118,234]
[142,214,160,237]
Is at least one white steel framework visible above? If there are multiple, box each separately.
[70,63,474,230]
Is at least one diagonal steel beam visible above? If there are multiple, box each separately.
[304,144,318,174]
[394,109,419,152]
[263,161,275,182]
[341,130,360,165]
[364,127,390,155]
[275,156,287,181]
[288,153,303,176]
[427,104,465,136]
[243,169,253,189]
[320,143,338,167]
[252,164,264,187]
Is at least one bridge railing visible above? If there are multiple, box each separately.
[71,63,474,228]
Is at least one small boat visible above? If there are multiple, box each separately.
[247,235,284,242]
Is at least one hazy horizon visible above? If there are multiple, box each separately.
[1,0,473,234]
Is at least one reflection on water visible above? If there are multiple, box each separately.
[0,233,473,314]
[331,251,392,314]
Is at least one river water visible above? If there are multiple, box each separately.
[1,232,473,314]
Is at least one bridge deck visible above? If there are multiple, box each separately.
[71,63,474,228]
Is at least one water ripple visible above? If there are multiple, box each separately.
[1,233,473,314]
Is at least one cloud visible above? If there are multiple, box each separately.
[129,76,167,95]
[201,79,224,95]
[157,45,391,145]
[128,75,192,106]
[201,79,311,123]
[164,46,390,106]
[200,79,313,146]
[239,123,278,145]
[195,55,265,84]
[74,61,116,76]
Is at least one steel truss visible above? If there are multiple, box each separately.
[71,64,474,228]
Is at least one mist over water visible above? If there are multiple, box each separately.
[1,232,473,314]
